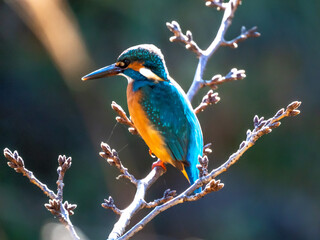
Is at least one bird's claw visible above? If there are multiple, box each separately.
[152,160,167,171]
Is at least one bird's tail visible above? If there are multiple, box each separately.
[185,164,201,194]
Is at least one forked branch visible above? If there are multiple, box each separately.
[100,142,138,186]
[3,149,79,240]
[166,21,203,57]
[222,26,260,48]
[167,0,260,101]
[4,148,57,199]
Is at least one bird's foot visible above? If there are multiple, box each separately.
[152,160,167,172]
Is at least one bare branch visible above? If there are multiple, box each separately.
[53,155,79,239]
[100,142,138,186]
[105,142,218,239]
[166,0,260,101]
[4,148,57,199]
[222,26,261,48]
[102,196,122,215]
[144,189,177,208]
[116,101,301,240]
[111,101,138,135]
[166,21,203,57]
[99,143,168,239]
[57,155,72,201]
[3,149,80,240]
[107,166,165,240]
[210,101,301,176]
[186,179,224,201]
[194,90,220,114]
[167,0,257,110]
[206,68,246,89]
[194,68,246,114]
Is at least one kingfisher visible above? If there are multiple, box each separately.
[82,44,203,192]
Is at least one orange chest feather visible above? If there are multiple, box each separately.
[126,82,173,164]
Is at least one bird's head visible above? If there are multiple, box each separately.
[82,44,169,83]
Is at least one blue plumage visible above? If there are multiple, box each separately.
[137,80,203,189]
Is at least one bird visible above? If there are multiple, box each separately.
[82,44,203,193]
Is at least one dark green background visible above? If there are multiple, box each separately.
[0,0,319,239]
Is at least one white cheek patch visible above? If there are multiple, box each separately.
[139,67,165,82]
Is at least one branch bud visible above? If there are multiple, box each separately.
[286,101,301,111]
[274,108,285,118]
[289,110,300,117]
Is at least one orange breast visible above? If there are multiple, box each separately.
[126,82,174,165]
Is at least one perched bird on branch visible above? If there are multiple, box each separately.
[82,44,203,192]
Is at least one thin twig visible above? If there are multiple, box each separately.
[222,26,261,48]
[205,68,246,89]
[3,149,80,240]
[166,21,203,57]
[193,68,246,114]
[144,189,177,208]
[194,90,220,114]
[56,155,72,201]
[102,196,122,215]
[4,148,57,199]
[111,101,138,135]
[100,142,138,186]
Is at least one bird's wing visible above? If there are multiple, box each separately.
[140,82,192,164]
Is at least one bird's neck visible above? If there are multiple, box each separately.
[123,70,164,92]
[123,66,170,92]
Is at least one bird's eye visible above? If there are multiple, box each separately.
[117,59,130,68]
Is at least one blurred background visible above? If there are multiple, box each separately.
[0,0,319,239]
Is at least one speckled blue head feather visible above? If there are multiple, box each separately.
[117,44,169,81]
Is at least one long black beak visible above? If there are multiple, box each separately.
[81,63,123,81]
